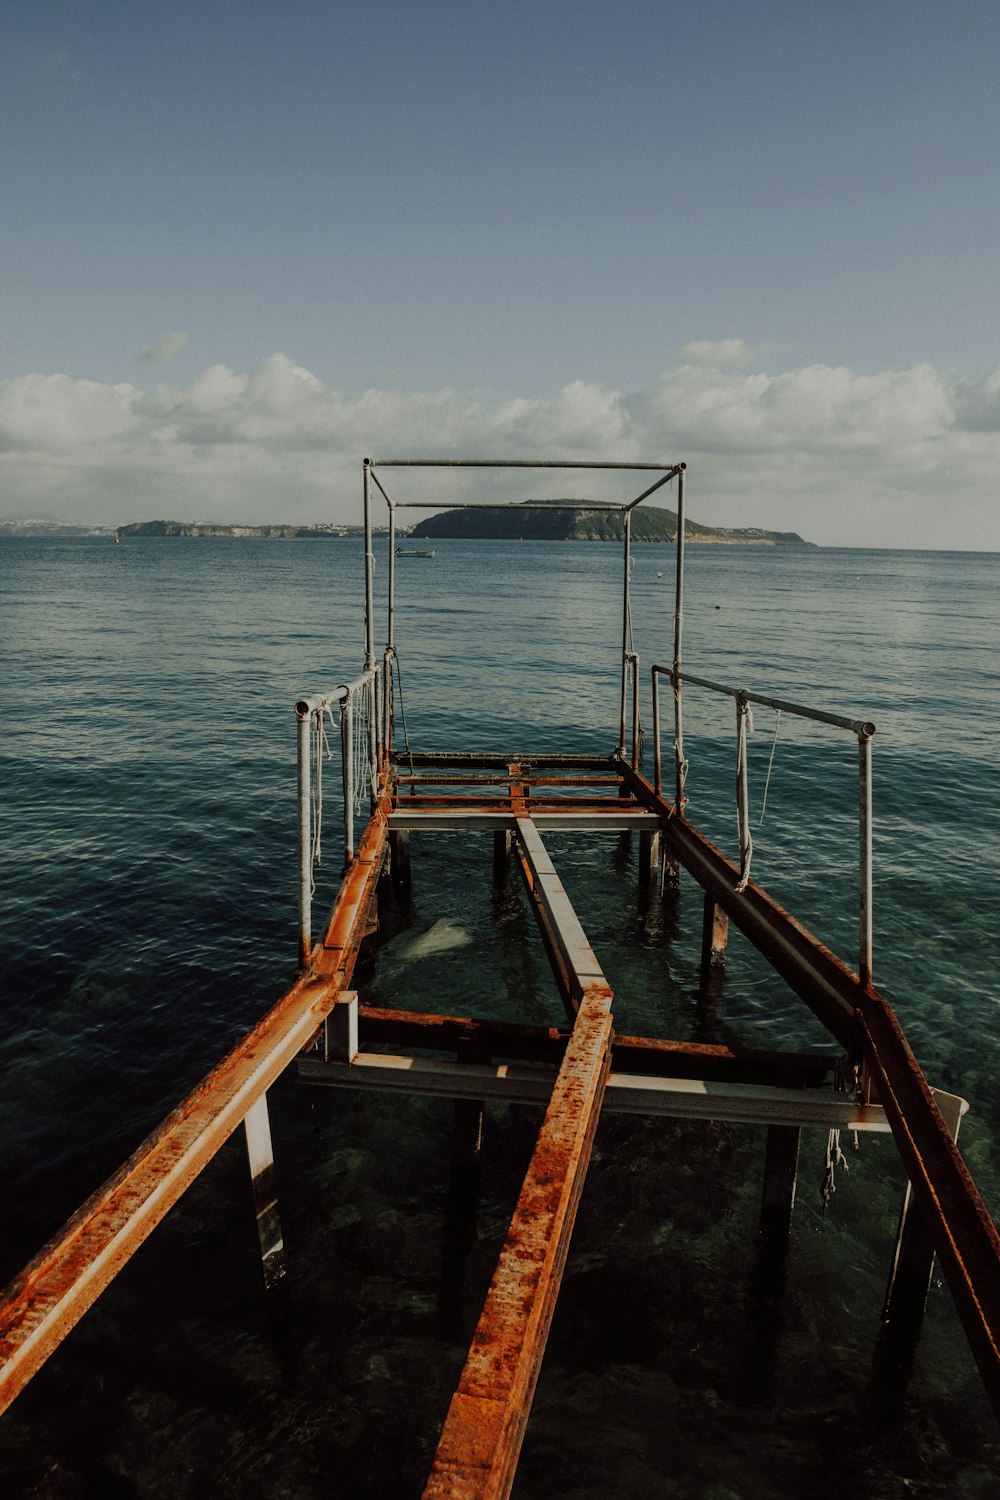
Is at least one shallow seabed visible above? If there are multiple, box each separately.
[1,534,998,1497]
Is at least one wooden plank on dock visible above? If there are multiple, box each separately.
[513,817,609,1013]
[423,990,613,1500]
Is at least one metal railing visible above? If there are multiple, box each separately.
[295,666,378,967]
[651,665,877,990]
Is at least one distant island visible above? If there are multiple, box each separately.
[410,501,812,546]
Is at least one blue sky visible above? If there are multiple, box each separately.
[3,0,1000,545]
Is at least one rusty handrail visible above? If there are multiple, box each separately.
[651,664,876,989]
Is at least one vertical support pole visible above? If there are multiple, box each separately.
[297,704,312,969]
[342,689,355,866]
[638,829,659,887]
[390,829,412,891]
[324,991,359,1063]
[759,1125,801,1248]
[736,694,752,885]
[630,652,641,770]
[652,668,662,794]
[619,509,632,757]
[859,729,874,991]
[244,1093,286,1291]
[387,503,397,656]
[493,828,512,881]
[700,891,729,973]
[382,649,393,759]
[363,460,379,777]
[672,467,686,814]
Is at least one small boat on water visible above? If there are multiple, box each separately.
[395,547,435,558]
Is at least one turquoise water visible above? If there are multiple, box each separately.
[0,535,998,1496]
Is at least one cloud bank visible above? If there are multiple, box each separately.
[1,352,998,548]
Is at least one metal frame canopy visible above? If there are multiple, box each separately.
[361,457,687,766]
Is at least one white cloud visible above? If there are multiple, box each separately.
[1,353,999,548]
[681,338,760,368]
[137,330,191,364]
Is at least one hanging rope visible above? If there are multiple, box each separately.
[344,684,374,819]
[392,647,414,775]
[758,709,781,825]
[309,703,335,895]
[820,1129,848,1207]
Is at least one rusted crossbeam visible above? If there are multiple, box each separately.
[0,800,390,1418]
[351,1004,837,1087]
[423,990,614,1500]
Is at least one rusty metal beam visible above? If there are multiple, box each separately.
[423,991,614,1500]
[0,801,390,1418]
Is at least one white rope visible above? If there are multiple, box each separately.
[821,1128,848,1207]
[309,705,335,895]
[758,709,781,825]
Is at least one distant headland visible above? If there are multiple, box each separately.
[410,501,813,546]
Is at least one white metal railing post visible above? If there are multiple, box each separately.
[342,686,355,865]
[859,729,874,990]
[296,703,313,968]
[735,692,752,888]
[619,509,632,756]
[651,667,662,794]
[672,468,686,811]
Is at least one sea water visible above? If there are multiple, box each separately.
[0,535,998,1497]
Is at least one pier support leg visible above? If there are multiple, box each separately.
[700,893,729,975]
[390,829,411,893]
[440,1036,487,1335]
[324,991,359,1064]
[759,1125,800,1251]
[492,829,512,882]
[243,1093,286,1291]
[638,829,660,889]
[873,1091,965,1415]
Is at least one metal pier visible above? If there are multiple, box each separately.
[1,458,998,1498]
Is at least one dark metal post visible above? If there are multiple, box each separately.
[760,1125,801,1248]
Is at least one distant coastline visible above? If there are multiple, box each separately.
[0,507,813,546]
